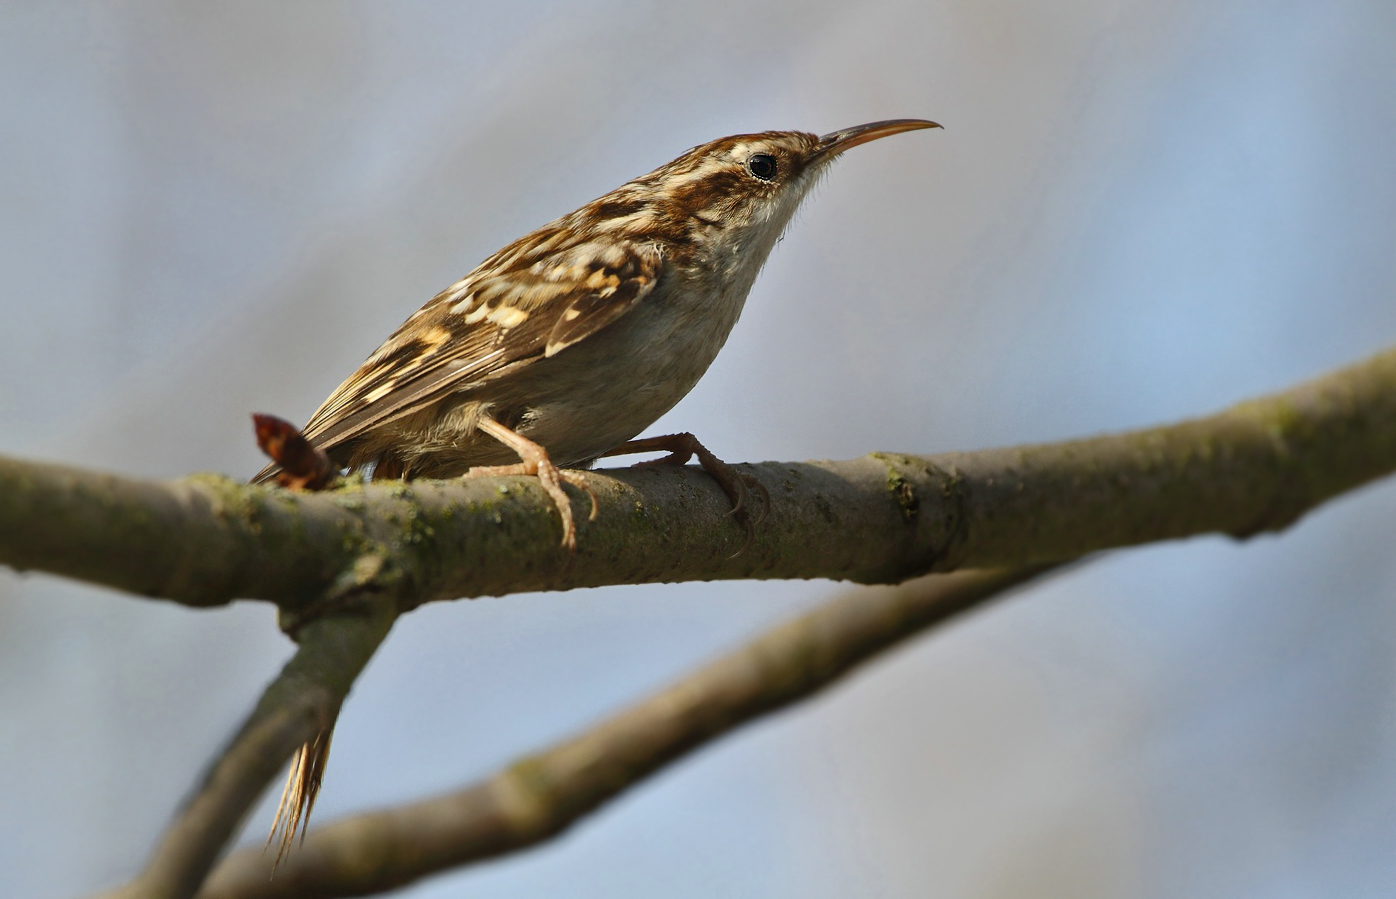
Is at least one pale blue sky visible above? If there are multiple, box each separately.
[2,3,1395,897]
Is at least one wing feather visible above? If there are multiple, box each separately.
[292,235,662,456]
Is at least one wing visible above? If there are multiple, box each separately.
[291,233,663,458]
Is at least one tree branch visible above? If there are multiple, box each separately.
[97,596,397,899]
[13,347,1396,898]
[196,565,1062,899]
[4,348,1395,613]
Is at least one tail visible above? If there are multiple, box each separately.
[249,411,341,866]
[265,722,335,866]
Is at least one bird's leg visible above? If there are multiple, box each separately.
[599,432,769,550]
[466,417,598,550]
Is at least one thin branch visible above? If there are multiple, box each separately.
[197,565,1062,899]
[3,348,1395,612]
[97,595,396,899]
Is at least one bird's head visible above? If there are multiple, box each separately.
[574,119,940,276]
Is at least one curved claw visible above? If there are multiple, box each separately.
[723,475,747,518]
[730,473,771,527]
[560,469,600,522]
[722,474,771,558]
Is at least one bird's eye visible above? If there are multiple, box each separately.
[747,153,778,181]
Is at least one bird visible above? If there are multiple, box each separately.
[254,119,939,853]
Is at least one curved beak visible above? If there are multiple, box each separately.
[814,118,941,163]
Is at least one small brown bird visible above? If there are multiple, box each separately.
[254,119,938,542]
[256,119,938,850]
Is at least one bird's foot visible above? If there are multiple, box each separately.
[469,418,598,551]
[601,432,768,553]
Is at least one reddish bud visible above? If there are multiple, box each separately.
[252,413,336,491]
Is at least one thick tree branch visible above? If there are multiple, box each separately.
[4,348,1395,613]
[196,565,1061,899]
[11,347,1396,898]
[98,596,396,899]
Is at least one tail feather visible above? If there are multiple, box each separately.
[265,723,335,866]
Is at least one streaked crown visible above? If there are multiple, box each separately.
[557,119,941,267]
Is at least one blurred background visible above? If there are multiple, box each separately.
[3,2,1395,896]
